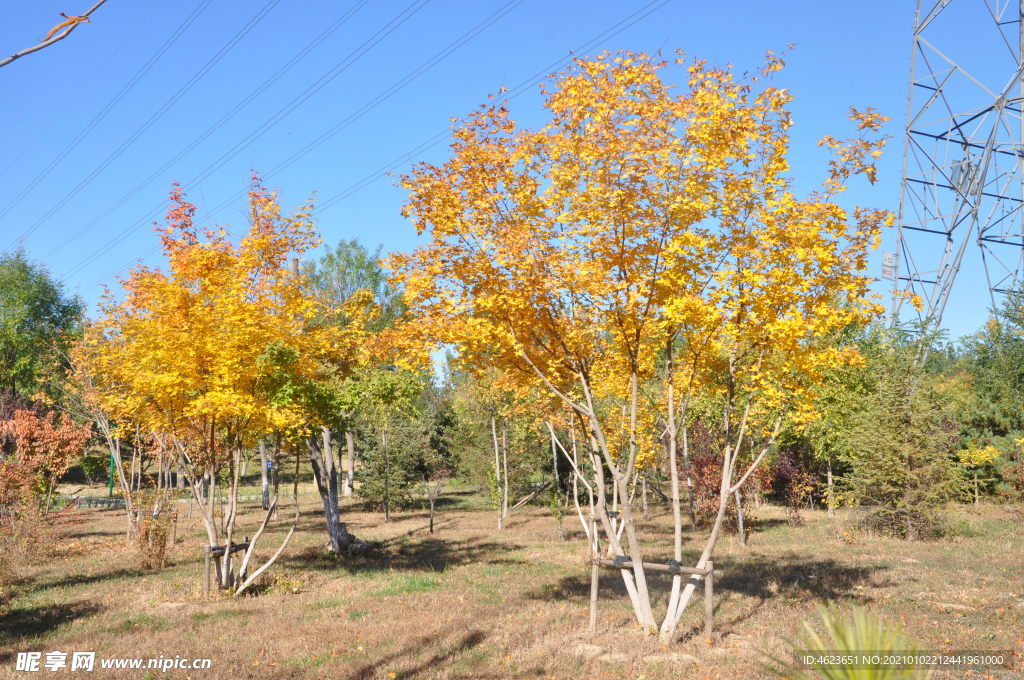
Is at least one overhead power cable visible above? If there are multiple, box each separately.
[79,0,672,292]
[42,0,372,261]
[6,0,280,249]
[1,0,214,241]
[60,0,435,281]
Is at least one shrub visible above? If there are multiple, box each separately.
[684,422,771,531]
[772,449,818,526]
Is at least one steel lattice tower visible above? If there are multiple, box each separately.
[891,0,1024,333]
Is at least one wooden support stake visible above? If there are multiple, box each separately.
[214,553,223,590]
[704,559,714,635]
[203,549,211,597]
[594,558,721,577]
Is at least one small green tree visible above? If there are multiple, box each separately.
[0,249,83,400]
[358,411,428,519]
[842,332,966,539]
[355,368,424,521]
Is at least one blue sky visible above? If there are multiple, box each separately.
[0,0,993,340]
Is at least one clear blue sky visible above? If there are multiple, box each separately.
[0,0,991,339]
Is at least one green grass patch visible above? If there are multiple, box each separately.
[285,653,331,669]
[112,613,172,633]
[311,597,342,609]
[190,609,243,623]
[347,609,368,620]
[370,573,440,597]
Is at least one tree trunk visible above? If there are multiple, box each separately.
[681,424,697,527]
[974,470,979,507]
[502,426,509,520]
[328,429,343,495]
[382,429,390,524]
[551,423,560,492]
[491,416,502,530]
[641,476,649,520]
[258,441,270,511]
[343,430,356,497]
[43,477,57,518]
[424,474,436,534]
[307,429,353,553]
[662,342,687,633]
[826,459,835,517]
[735,489,746,546]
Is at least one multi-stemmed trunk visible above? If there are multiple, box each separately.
[543,370,779,643]
[175,431,297,593]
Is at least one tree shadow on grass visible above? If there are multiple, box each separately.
[0,600,102,657]
[282,535,526,576]
[345,630,488,680]
[525,552,888,612]
[23,567,140,597]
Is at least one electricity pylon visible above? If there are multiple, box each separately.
[891,0,1024,334]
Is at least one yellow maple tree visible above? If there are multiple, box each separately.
[390,51,888,639]
[77,176,368,592]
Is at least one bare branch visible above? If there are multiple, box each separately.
[0,0,110,70]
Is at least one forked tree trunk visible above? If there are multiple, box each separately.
[658,402,781,642]
[307,428,354,552]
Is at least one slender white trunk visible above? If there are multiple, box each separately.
[491,417,502,530]
[501,426,509,519]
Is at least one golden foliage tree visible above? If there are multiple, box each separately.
[78,176,357,592]
[391,51,889,639]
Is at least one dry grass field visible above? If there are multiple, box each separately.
[1,487,1022,679]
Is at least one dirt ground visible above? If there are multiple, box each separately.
[1,486,1022,679]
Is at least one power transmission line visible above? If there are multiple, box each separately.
[78,0,673,293]
[41,0,372,261]
[60,0,435,281]
[1,0,214,239]
[0,1,162,185]
[5,0,280,249]
[312,0,674,217]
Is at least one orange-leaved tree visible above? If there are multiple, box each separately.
[0,408,90,516]
[78,176,358,593]
[390,51,888,640]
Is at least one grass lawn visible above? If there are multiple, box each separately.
[1,487,1022,679]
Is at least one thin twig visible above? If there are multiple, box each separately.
[1,0,110,70]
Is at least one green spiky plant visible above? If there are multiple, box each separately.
[766,605,931,680]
